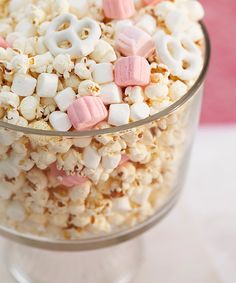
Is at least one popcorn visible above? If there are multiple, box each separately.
[78,80,101,96]
[36,73,59,97]
[74,63,91,80]
[112,196,132,212]
[15,19,37,37]
[8,54,29,74]
[145,83,169,100]
[69,182,91,202]
[11,73,37,97]
[131,186,152,206]
[73,137,92,148]
[83,146,101,170]
[54,87,76,112]
[130,102,150,121]
[49,111,72,131]
[30,52,54,73]
[53,54,74,78]
[68,0,89,18]
[92,63,114,84]
[0,91,20,109]
[100,82,122,105]
[3,110,20,125]
[125,86,144,103]
[108,104,130,126]
[169,80,188,100]
[6,201,26,222]
[26,167,48,190]
[154,1,175,19]
[90,39,117,63]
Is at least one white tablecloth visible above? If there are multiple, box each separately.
[0,126,235,283]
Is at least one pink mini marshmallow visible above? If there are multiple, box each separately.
[50,163,87,188]
[114,56,150,87]
[103,0,135,19]
[0,37,10,49]
[143,0,162,5]
[116,26,155,58]
[67,96,108,130]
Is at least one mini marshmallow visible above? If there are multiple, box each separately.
[130,102,150,121]
[54,87,76,112]
[0,37,10,49]
[116,26,155,58]
[90,39,117,63]
[49,111,72,131]
[136,15,157,35]
[108,104,130,126]
[103,0,135,20]
[184,0,205,21]
[83,146,101,169]
[15,19,36,37]
[102,154,122,170]
[11,74,37,97]
[20,96,39,121]
[73,137,92,148]
[165,10,189,33]
[154,1,175,19]
[114,56,150,87]
[112,196,132,212]
[115,20,133,36]
[100,83,122,105]
[92,63,114,84]
[36,73,58,97]
[67,96,108,130]
[68,0,89,18]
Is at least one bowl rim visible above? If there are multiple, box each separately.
[0,23,211,137]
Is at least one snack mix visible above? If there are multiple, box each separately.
[0,0,205,239]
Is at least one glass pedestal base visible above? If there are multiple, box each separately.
[5,237,143,283]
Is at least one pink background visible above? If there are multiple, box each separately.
[200,0,236,124]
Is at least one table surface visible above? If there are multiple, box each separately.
[0,126,235,283]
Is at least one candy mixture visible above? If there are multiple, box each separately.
[0,0,205,239]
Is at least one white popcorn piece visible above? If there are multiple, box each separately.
[0,92,20,109]
[166,10,190,33]
[102,153,121,170]
[30,52,54,73]
[130,102,150,121]
[74,62,91,80]
[49,111,72,131]
[90,40,117,63]
[9,0,30,13]
[136,15,156,35]
[6,32,22,46]
[125,86,144,103]
[83,146,101,170]
[145,83,169,100]
[3,110,20,125]
[68,0,89,18]
[108,104,130,126]
[69,182,91,202]
[15,19,36,37]
[131,187,152,206]
[36,73,58,97]
[8,54,29,74]
[170,80,188,100]
[6,201,26,222]
[100,83,122,105]
[11,73,37,97]
[53,54,74,78]
[54,87,76,112]
[78,80,101,96]
[20,96,39,121]
[112,197,132,212]
[92,63,114,84]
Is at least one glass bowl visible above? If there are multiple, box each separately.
[0,23,210,283]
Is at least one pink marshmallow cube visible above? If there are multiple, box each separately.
[0,37,10,49]
[67,96,108,130]
[103,0,135,19]
[116,26,155,58]
[114,56,151,87]
[50,163,87,188]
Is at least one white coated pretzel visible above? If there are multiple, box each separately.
[44,13,101,58]
[155,30,202,80]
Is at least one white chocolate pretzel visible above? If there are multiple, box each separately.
[44,13,101,58]
[155,30,202,80]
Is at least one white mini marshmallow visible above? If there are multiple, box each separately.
[166,10,190,33]
[102,154,121,170]
[11,74,37,97]
[68,0,89,18]
[73,137,92,148]
[83,146,101,170]
[92,63,114,84]
[184,0,205,21]
[20,96,39,121]
[130,102,150,121]
[155,1,175,19]
[131,187,152,206]
[100,83,122,105]
[136,15,156,35]
[49,111,72,131]
[108,104,130,126]
[36,73,58,97]
[112,197,132,212]
[54,87,76,112]
[15,19,36,37]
